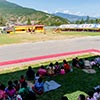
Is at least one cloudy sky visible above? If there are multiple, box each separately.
[7,0,100,17]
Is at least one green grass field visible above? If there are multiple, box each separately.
[0,54,100,100]
[63,31,100,36]
[0,31,100,45]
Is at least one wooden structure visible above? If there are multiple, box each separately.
[6,25,44,34]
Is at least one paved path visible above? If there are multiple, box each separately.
[0,36,100,67]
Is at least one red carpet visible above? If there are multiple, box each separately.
[0,49,100,66]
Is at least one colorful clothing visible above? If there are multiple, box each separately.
[0,90,6,99]
[38,68,47,76]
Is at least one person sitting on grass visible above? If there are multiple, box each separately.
[79,58,85,69]
[37,65,47,77]
[0,83,6,100]
[54,61,61,74]
[34,72,40,83]
[72,57,80,68]
[18,81,36,100]
[93,88,100,100]
[90,59,96,67]
[32,77,44,95]
[95,56,100,68]
[86,91,95,100]
[7,80,14,87]
[46,62,55,76]
[84,58,92,69]
[63,59,71,73]
[19,75,25,84]
[13,80,20,91]
[5,85,16,99]
[16,94,22,100]
[78,94,85,100]
[26,66,35,80]
[60,66,65,75]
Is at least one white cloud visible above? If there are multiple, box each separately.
[41,10,49,13]
[60,10,100,17]
[90,13,100,17]
[53,9,85,16]
[41,9,100,17]
[63,10,86,16]
[63,10,71,14]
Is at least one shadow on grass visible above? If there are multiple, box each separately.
[0,55,100,100]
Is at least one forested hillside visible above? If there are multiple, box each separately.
[0,0,69,26]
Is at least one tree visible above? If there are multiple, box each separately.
[85,16,90,23]
[75,20,81,24]
[27,18,31,25]
[95,18,99,24]
[80,18,85,24]
[89,19,94,24]
[0,16,6,26]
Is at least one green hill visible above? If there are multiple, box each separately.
[0,0,69,26]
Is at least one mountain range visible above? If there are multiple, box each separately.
[0,0,97,26]
[53,12,96,22]
[0,0,69,26]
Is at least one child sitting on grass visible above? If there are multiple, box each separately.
[54,61,61,74]
[19,75,25,84]
[60,66,65,75]
[32,77,44,95]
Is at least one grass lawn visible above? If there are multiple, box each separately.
[63,31,100,36]
[0,54,100,100]
[0,30,100,45]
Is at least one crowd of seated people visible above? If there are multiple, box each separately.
[72,56,100,69]
[0,77,36,100]
[0,60,72,99]
[0,66,37,100]
[25,60,72,95]
[1,78,100,100]
[0,56,100,100]
[37,60,72,77]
